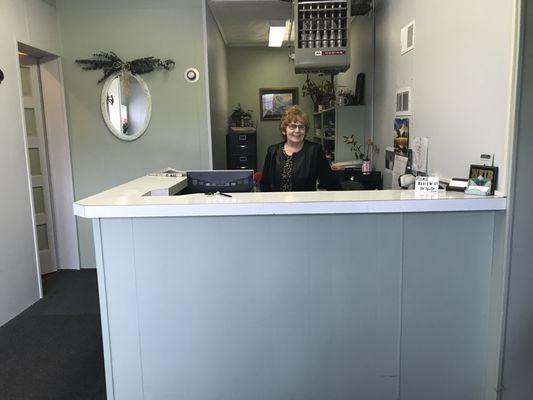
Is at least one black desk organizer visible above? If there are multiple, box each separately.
[226,127,257,170]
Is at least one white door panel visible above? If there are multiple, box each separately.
[20,55,57,275]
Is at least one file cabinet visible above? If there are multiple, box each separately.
[226,127,257,170]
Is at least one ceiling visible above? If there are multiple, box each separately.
[208,0,293,47]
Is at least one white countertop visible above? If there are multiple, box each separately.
[73,175,507,218]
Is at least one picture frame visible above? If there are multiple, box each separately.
[259,87,298,121]
[469,164,498,195]
[393,117,409,156]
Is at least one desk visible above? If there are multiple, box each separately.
[334,169,382,190]
[75,175,507,400]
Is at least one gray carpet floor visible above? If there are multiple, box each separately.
[0,270,106,400]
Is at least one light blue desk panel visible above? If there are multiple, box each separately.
[94,211,497,400]
[400,212,494,400]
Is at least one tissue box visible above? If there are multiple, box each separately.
[464,178,491,196]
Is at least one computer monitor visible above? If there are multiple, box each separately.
[184,170,254,194]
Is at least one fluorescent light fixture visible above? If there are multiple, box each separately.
[268,20,286,47]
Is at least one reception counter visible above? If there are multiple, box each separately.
[74,174,506,218]
[75,175,507,400]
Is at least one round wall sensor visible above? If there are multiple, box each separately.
[184,67,199,83]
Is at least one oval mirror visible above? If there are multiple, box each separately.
[101,71,151,141]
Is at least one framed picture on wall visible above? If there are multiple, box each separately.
[259,87,298,121]
[469,164,498,195]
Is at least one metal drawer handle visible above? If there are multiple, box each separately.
[238,135,247,141]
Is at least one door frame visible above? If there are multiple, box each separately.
[17,43,80,276]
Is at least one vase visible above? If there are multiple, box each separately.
[362,159,372,175]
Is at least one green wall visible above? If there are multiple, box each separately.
[336,14,374,149]
[336,15,374,102]
[226,47,315,172]
[206,2,229,170]
[57,0,210,268]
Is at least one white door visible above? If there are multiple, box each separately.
[19,55,57,275]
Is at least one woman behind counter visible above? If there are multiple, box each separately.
[260,105,341,192]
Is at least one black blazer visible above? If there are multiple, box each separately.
[260,140,340,192]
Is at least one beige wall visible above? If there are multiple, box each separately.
[373,0,516,190]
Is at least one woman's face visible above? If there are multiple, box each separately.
[283,119,307,145]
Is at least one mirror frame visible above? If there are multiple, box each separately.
[100,71,152,141]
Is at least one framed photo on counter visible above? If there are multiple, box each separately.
[469,164,498,195]
[259,87,298,121]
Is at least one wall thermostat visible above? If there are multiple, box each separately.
[480,153,494,166]
[184,67,199,83]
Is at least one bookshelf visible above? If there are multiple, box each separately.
[312,105,367,163]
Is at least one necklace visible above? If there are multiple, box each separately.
[284,142,303,156]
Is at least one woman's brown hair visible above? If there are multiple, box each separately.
[279,105,310,138]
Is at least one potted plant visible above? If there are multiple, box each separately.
[336,88,357,106]
[343,134,365,161]
[229,104,253,127]
[302,78,335,111]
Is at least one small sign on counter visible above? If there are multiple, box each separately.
[415,176,439,194]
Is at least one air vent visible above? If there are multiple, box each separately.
[396,87,411,115]
[401,20,415,55]
[294,0,351,74]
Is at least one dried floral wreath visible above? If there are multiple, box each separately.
[75,51,175,83]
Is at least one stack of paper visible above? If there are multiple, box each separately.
[331,160,363,170]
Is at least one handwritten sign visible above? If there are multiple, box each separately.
[415,176,439,193]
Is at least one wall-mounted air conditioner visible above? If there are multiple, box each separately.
[294,0,351,74]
